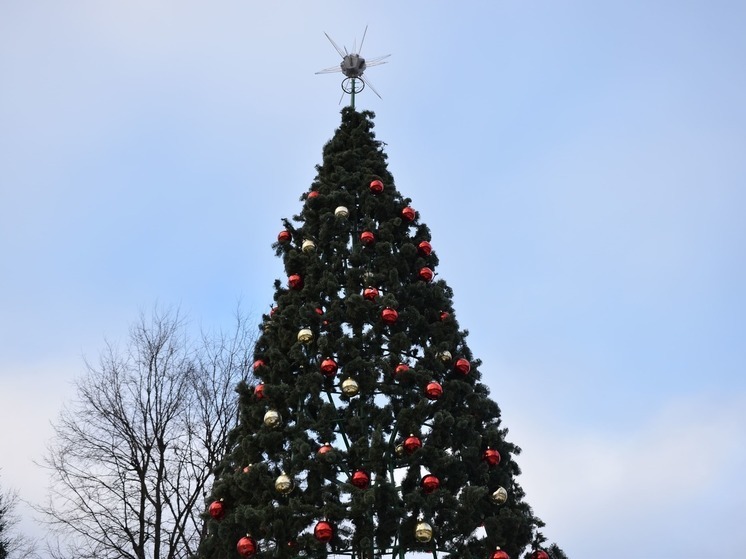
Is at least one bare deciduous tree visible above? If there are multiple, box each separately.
[0,478,36,559]
[38,309,254,559]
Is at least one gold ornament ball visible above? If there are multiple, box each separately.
[437,350,452,362]
[341,378,359,397]
[275,473,294,494]
[263,410,282,428]
[302,239,316,253]
[415,521,433,543]
[335,206,349,218]
[491,486,508,504]
[297,328,314,344]
[395,444,404,457]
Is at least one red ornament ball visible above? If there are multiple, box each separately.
[381,307,399,325]
[307,190,319,199]
[363,287,379,301]
[253,359,266,371]
[314,520,334,543]
[360,231,376,245]
[418,267,434,282]
[401,206,416,222]
[439,310,450,321]
[237,536,257,557]
[417,241,432,256]
[208,500,225,520]
[421,474,440,494]
[403,434,422,454]
[270,306,278,317]
[277,230,291,244]
[455,358,471,375]
[320,358,338,377]
[288,274,303,290]
[482,447,501,467]
[394,363,410,378]
[351,470,370,488]
[254,383,265,399]
[369,179,384,193]
[531,551,550,559]
[317,442,333,455]
[425,381,443,400]
[490,549,510,559]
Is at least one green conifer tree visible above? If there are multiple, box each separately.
[199,108,565,559]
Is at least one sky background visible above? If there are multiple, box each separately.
[1,1,745,558]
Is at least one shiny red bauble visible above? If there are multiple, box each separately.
[351,470,370,488]
[425,381,443,400]
[253,359,266,371]
[363,287,379,301]
[401,206,416,221]
[320,358,338,376]
[403,434,422,454]
[314,520,334,543]
[317,443,333,455]
[277,230,291,244]
[369,179,384,193]
[455,358,471,375]
[208,500,225,520]
[531,551,550,559]
[360,231,376,245]
[270,306,278,317]
[482,447,501,467]
[288,274,303,290]
[381,308,399,325]
[421,474,440,494]
[394,363,409,377]
[418,267,434,282]
[308,190,319,199]
[417,241,432,256]
[490,549,510,559]
[439,311,450,321]
[254,383,265,399]
[237,536,257,557]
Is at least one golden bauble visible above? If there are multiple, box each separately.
[334,206,349,218]
[302,239,316,253]
[275,473,294,494]
[437,350,452,362]
[491,486,508,504]
[297,328,313,344]
[263,410,281,428]
[414,521,433,543]
[341,378,359,397]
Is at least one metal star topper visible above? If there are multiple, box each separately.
[316,26,390,108]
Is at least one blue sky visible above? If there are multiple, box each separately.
[1,2,745,557]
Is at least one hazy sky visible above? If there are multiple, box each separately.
[1,2,745,558]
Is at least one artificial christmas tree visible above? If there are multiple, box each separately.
[199,108,567,559]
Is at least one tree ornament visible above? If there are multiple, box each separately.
[277,230,291,244]
[320,358,338,377]
[335,206,349,218]
[302,239,316,253]
[363,287,379,301]
[381,307,399,325]
[395,444,405,456]
[288,274,303,290]
[341,377,359,396]
[275,473,294,494]
[307,190,319,199]
[369,179,384,193]
[394,363,409,378]
[351,470,370,488]
[253,359,266,371]
[401,206,416,221]
[208,499,225,520]
[242,464,252,474]
[417,241,432,256]
[482,447,501,467]
[491,486,508,504]
[297,328,314,344]
[403,434,422,454]
[418,267,434,282]
[317,442,333,455]
[237,536,257,557]
[530,551,550,559]
[314,520,334,543]
[437,350,452,362]
[263,410,282,428]
[490,548,510,559]
[425,381,443,400]
[440,310,450,321]
[254,383,265,399]
[414,520,433,543]
[421,474,440,494]
[455,358,471,375]
[360,231,375,245]
[270,306,278,317]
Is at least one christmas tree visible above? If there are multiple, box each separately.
[199,108,566,559]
